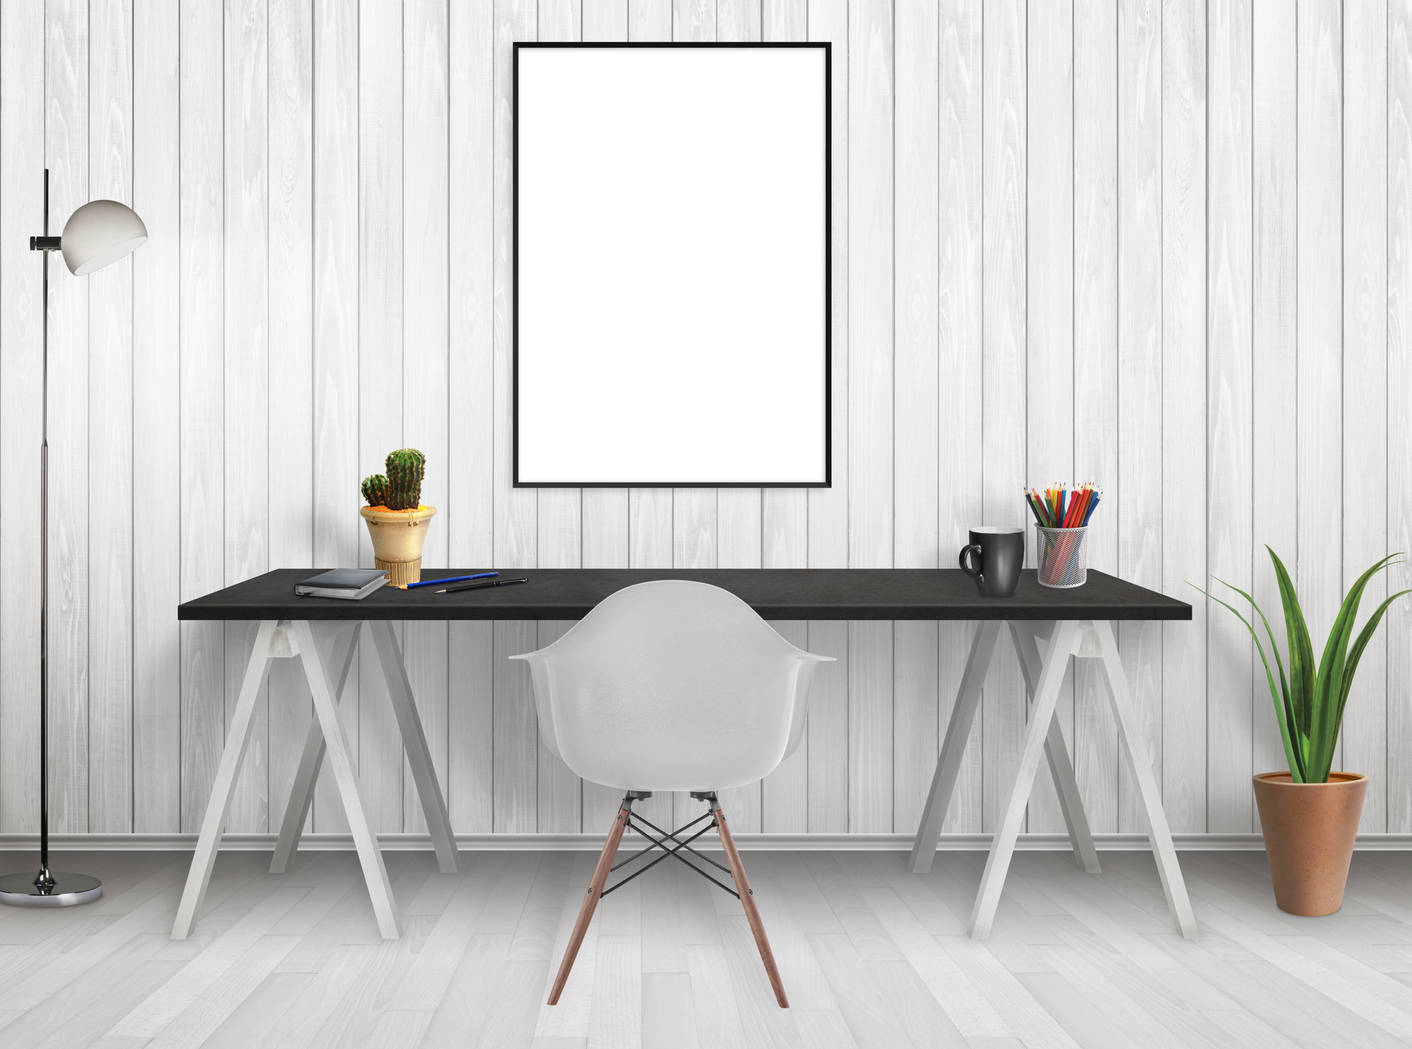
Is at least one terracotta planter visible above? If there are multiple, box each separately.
[1252,771,1367,916]
[360,505,437,586]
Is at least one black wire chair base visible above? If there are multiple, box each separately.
[600,806,739,899]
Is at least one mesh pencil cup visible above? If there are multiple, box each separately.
[1035,526,1089,589]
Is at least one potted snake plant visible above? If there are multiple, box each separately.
[1199,549,1407,915]
[360,448,435,586]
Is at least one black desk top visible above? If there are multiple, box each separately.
[178,569,1192,622]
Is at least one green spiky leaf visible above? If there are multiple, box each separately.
[1196,550,1406,784]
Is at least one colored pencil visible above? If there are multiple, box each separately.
[1024,483,1102,529]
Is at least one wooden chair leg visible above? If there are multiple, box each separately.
[714,803,789,1008]
[548,801,632,1005]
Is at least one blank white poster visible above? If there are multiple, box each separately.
[514,45,830,486]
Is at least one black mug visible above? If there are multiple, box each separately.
[958,527,1025,598]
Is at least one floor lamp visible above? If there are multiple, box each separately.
[0,170,147,907]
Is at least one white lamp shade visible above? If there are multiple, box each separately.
[60,199,147,275]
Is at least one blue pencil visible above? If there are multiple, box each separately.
[399,572,497,590]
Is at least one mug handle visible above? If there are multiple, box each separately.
[958,545,983,579]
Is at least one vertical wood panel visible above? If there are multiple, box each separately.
[1295,1,1343,729]
[716,0,766,589]
[760,0,811,572]
[534,0,585,576]
[713,0,765,829]
[524,3,576,851]
[892,0,939,836]
[1341,0,1389,827]
[848,619,892,832]
[493,620,538,832]
[448,623,494,833]
[1161,0,1207,834]
[630,0,672,39]
[536,621,581,832]
[847,0,893,575]
[88,0,134,833]
[630,490,673,569]
[847,0,893,834]
[360,0,404,833]
[719,0,761,40]
[807,620,849,831]
[980,0,1026,833]
[179,0,225,833]
[1388,0,1412,833]
[47,0,91,835]
[403,0,451,835]
[808,0,848,573]
[675,0,715,39]
[1072,0,1120,833]
[447,0,496,835]
[937,0,984,834]
[892,620,937,833]
[1206,0,1254,833]
[720,0,787,835]
[578,0,634,833]
[224,0,271,834]
[581,493,629,568]
[1024,0,1073,835]
[765,0,806,42]
[585,0,629,40]
[805,0,850,836]
[492,0,539,833]
[493,2,537,573]
[267,0,315,843]
[311,0,361,834]
[533,0,583,568]
[131,0,182,833]
[0,0,44,833]
[1116,0,1163,834]
[1250,0,1298,785]
[761,620,810,831]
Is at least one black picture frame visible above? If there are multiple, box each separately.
[512,41,832,489]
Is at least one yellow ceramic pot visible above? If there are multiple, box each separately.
[359,505,437,586]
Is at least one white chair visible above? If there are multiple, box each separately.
[511,579,833,1009]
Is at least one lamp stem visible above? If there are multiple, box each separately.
[0,169,102,905]
[38,167,50,884]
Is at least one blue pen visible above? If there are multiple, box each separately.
[398,572,497,590]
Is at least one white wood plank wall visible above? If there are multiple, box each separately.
[0,0,1409,840]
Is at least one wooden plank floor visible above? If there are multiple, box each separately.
[1,849,1411,1047]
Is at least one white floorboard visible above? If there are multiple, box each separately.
[0,850,1408,1048]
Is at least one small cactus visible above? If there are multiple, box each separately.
[384,448,425,510]
[361,474,390,507]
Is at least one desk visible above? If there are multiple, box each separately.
[175,568,1194,941]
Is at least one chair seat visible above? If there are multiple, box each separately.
[510,579,832,790]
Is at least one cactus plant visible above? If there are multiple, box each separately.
[360,449,426,510]
[384,448,425,510]
[361,474,390,507]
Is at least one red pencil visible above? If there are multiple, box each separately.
[1070,485,1091,527]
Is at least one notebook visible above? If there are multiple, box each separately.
[294,569,390,600]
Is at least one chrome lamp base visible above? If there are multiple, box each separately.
[0,870,102,908]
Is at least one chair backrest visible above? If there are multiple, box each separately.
[510,580,832,793]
